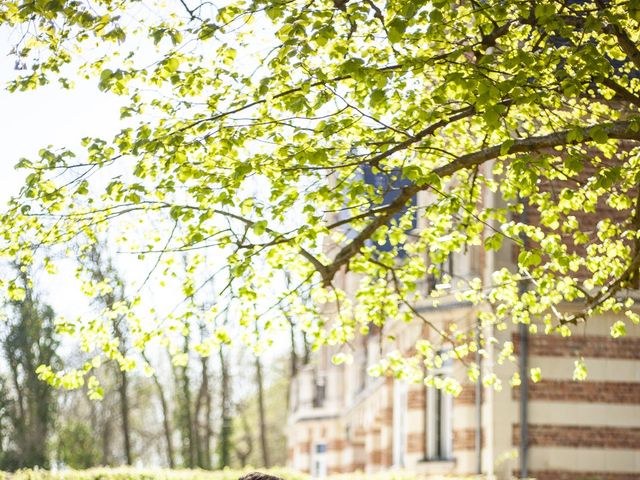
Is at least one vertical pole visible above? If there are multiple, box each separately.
[519,322,529,478]
[475,320,483,474]
[519,197,530,479]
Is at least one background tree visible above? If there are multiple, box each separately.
[217,342,232,469]
[173,319,197,468]
[231,400,253,468]
[141,350,177,468]
[0,268,59,470]
[54,420,101,469]
[231,357,289,468]
[2,0,640,403]
[82,246,135,465]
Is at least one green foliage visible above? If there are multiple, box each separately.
[0,269,60,470]
[231,360,289,468]
[1,0,640,390]
[54,421,101,469]
[0,468,479,480]
[2,469,307,480]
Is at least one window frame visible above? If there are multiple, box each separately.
[425,353,454,461]
[393,379,408,468]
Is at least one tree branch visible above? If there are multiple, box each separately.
[317,120,640,285]
[600,78,640,108]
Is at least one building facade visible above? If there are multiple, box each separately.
[287,184,640,479]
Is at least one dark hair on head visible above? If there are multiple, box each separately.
[238,473,284,480]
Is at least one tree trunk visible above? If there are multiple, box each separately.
[113,319,133,466]
[193,379,204,468]
[302,330,311,365]
[233,402,253,468]
[193,353,211,469]
[178,330,196,468]
[201,355,213,469]
[84,247,133,466]
[102,418,112,465]
[218,345,232,468]
[157,377,177,468]
[256,354,270,468]
[286,314,298,410]
[118,367,133,465]
[143,352,176,468]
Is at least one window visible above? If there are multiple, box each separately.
[356,348,367,394]
[426,254,454,293]
[356,335,370,394]
[291,376,300,411]
[312,372,326,408]
[393,380,408,468]
[311,442,327,478]
[361,165,417,253]
[426,353,453,460]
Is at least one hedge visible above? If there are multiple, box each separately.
[0,468,486,480]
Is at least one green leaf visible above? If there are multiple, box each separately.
[164,57,180,73]
[589,125,608,144]
[388,17,407,43]
[610,320,626,338]
[573,358,588,381]
[530,367,542,383]
[500,139,514,155]
[485,233,503,251]
[98,68,113,91]
[253,220,268,235]
[483,106,501,128]
[370,89,386,106]
[518,251,542,268]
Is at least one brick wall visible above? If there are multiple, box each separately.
[514,470,639,480]
[298,440,311,454]
[513,333,640,359]
[453,428,483,450]
[525,153,637,262]
[379,406,393,426]
[328,438,346,450]
[407,431,424,454]
[368,448,392,467]
[455,383,479,405]
[407,388,425,409]
[512,379,640,403]
[512,424,640,448]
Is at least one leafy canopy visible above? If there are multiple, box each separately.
[1,0,640,392]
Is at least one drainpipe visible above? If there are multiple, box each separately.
[476,320,482,475]
[423,367,429,461]
[518,322,529,478]
[519,198,530,479]
[482,160,497,478]
[475,319,483,474]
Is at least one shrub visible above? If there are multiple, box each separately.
[0,468,488,480]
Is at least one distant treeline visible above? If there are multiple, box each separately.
[0,248,310,471]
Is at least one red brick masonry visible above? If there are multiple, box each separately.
[514,470,640,480]
[407,388,425,409]
[455,384,478,405]
[407,431,424,453]
[512,424,640,448]
[512,380,640,404]
[298,440,311,454]
[453,428,483,450]
[513,334,640,360]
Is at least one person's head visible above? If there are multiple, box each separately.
[238,473,284,480]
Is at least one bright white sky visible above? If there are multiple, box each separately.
[0,34,290,376]
[0,46,124,202]
[0,30,128,316]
